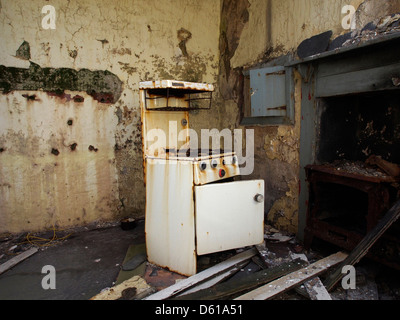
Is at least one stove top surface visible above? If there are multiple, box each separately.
[165,148,232,158]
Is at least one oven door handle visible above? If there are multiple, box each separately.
[254,194,264,203]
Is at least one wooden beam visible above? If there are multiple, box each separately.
[176,261,248,297]
[291,253,332,300]
[235,252,348,300]
[324,199,400,291]
[174,259,308,300]
[0,248,38,275]
[144,248,257,300]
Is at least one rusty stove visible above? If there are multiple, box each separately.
[139,80,265,276]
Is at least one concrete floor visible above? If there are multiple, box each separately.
[0,220,145,300]
[1,220,400,301]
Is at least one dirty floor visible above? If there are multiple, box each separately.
[0,221,400,301]
[0,220,145,300]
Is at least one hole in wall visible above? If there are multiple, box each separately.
[88,145,98,152]
[73,95,84,103]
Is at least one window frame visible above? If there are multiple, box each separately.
[240,57,295,126]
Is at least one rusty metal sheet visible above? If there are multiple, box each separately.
[140,89,190,160]
[139,80,214,92]
[145,158,197,277]
[193,153,241,185]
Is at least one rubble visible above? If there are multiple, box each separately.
[89,210,400,301]
[329,159,388,178]
[2,219,399,301]
[90,275,154,300]
[341,13,400,48]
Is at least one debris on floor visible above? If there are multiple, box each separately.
[2,220,400,300]
[90,275,154,300]
[0,221,121,266]
[89,222,400,301]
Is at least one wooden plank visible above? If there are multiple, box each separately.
[316,62,400,98]
[144,248,257,300]
[258,241,330,299]
[316,41,400,79]
[176,261,248,297]
[235,252,348,300]
[291,253,331,300]
[0,248,38,275]
[174,259,308,300]
[324,199,400,291]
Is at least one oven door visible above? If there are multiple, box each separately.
[195,180,264,255]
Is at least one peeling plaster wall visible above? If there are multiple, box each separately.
[219,0,399,234]
[0,92,119,232]
[0,0,220,234]
[231,0,365,68]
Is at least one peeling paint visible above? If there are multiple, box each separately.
[152,53,212,83]
[264,126,300,164]
[0,91,120,233]
[16,41,30,60]
[0,63,123,103]
[0,0,221,234]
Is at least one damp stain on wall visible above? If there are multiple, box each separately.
[0,91,121,234]
[0,62,123,104]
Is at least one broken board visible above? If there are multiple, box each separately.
[0,248,38,275]
[235,252,347,300]
[144,248,257,300]
[324,199,400,291]
[291,253,332,300]
[174,259,308,300]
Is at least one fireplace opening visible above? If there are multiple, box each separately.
[317,90,400,165]
[305,90,400,269]
[313,182,368,234]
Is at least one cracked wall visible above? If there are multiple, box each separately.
[0,0,220,234]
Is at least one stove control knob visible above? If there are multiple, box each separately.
[254,194,264,203]
[232,156,237,165]
[211,159,218,168]
[219,169,226,178]
[200,162,207,171]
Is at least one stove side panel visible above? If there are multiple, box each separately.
[145,158,196,276]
